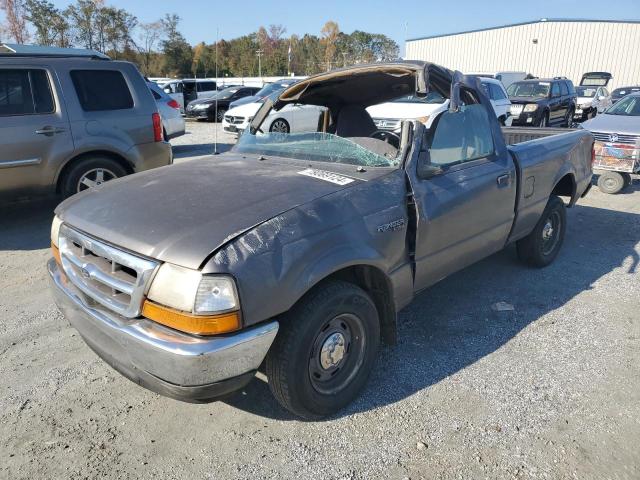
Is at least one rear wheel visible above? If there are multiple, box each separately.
[266,280,380,419]
[621,172,632,188]
[61,156,128,198]
[269,118,290,133]
[597,171,625,194]
[516,195,566,268]
[563,107,574,127]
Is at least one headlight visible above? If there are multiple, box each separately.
[523,104,538,113]
[145,263,241,335]
[194,103,210,110]
[195,276,238,313]
[51,215,62,247]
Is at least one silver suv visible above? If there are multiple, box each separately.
[0,44,172,200]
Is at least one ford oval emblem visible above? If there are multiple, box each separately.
[609,133,618,142]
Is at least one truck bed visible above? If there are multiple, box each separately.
[501,126,580,145]
[502,127,594,242]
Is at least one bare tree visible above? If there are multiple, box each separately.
[321,20,340,71]
[0,0,30,43]
[137,20,163,75]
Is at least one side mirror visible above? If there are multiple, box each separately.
[416,149,443,179]
[163,87,171,94]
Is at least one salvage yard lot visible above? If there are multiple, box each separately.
[1,123,639,479]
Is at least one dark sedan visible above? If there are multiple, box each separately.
[611,86,640,104]
[185,86,260,122]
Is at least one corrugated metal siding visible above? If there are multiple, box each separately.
[406,21,640,90]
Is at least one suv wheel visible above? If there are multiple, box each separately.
[538,112,549,127]
[266,280,380,419]
[61,156,128,198]
[564,107,574,127]
[516,195,566,267]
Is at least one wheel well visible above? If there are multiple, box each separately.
[551,173,576,202]
[317,265,397,345]
[56,151,133,193]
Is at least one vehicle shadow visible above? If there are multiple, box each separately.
[223,203,640,420]
[172,142,234,160]
[0,196,60,251]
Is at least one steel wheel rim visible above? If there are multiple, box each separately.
[541,210,561,255]
[308,313,366,395]
[271,120,288,133]
[602,176,620,191]
[77,168,117,192]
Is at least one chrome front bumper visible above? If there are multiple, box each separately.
[48,259,278,402]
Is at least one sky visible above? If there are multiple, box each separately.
[34,0,640,54]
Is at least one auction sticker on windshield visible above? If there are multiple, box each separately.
[298,168,355,185]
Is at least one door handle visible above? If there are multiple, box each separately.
[497,174,511,187]
[35,126,65,136]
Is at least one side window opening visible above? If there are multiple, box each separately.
[428,103,494,167]
[0,68,54,116]
[70,70,133,112]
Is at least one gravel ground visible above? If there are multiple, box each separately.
[1,122,639,479]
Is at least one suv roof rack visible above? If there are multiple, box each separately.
[0,43,110,60]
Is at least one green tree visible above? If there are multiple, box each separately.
[161,14,193,76]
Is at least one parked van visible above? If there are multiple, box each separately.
[468,71,529,89]
[159,78,217,113]
[0,44,172,200]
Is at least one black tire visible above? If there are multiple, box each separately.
[597,171,625,194]
[60,156,128,198]
[265,280,380,419]
[216,108,226,123]
[516,195,566,268]
[269,118,290,133]
[538,111,549,127]
[563,108,574,127]
[621,172,632,188]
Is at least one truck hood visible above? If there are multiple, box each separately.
[56,154,370,270]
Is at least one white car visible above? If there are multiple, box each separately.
[574,86,612,121]
[479,77,514,126]
[366,92,449,133]
[223,101,325,135]
[367,79,512,134]
[147,81,185,141]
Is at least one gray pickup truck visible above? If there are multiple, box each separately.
[48,62,593,419]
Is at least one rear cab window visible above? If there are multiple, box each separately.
[0,69,55,116]
[70,70,133,111]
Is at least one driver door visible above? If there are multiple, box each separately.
[409,103,517,290]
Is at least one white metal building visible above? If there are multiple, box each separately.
[405,19,640,90]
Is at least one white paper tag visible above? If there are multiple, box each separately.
[298,168,355,186]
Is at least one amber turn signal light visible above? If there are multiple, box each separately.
[51,243,62,266]
[141,300,241,335]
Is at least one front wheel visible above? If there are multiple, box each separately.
[538,111,549,127]
[597,171,625,194]
[266,280,380,419]
[516,195,566,267]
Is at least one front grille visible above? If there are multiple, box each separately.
[373,118,401,130]
[58,225,159,318]
[510,104,524,116]
[224,115,245,124]
[591,131,640,145]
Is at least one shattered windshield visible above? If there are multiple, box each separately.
[234,132,399,167]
